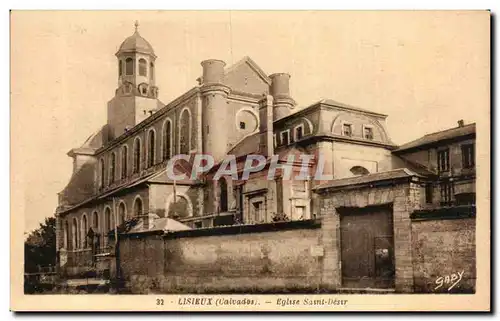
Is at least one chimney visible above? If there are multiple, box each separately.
[270,73,291,98]
[458,119,465,127]
[269,73,295,121]
[259,95,274,157]
[200,59,226,84]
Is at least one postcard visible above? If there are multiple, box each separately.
[11,10,490,312]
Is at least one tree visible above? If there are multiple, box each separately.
[24,217,56,273]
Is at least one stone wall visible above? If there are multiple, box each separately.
[62,249,94,277]
[411,217,476,293]
[118,221,322,293]
[318,181,420,292]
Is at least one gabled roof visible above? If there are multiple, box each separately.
[313,168,423,191]
[224,56,272,85]
[197,56,272,86]
[394,123,476,153]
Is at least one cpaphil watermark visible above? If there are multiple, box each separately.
[165,153,333,181]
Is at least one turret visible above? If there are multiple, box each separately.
[106,21,161,141]
[200,59,231,161]
[269,73,296,121]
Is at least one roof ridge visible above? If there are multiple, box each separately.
[395,122,476,152]
[316,98,388,117]
[423,122,476,137]
[329,168,407,181]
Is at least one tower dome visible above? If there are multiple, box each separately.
[116,21,155,57]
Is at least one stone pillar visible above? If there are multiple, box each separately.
[55,214,64,251]
[55,214,64,274]
[320,198,342,289]
[258,95,274,157]
[213,179,219,213]
[200,59,231,162]
[393,185,415,292]
[282,179,293,219]
[243,193,249,224]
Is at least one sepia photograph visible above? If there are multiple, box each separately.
[10,10,490,311]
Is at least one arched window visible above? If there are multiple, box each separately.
[72,218,78,250]
[81,215,88,248]
[179,108,191,154]
[109,152,116,184]
[121,145,128,179]
[163,119,172,160]
[118,202,126,224]
[133,138,141,174]
[147,129,155,167]
[134,197,143,217]
[104,207,112,233]
[104,207,112,247]
[92,211,99,230]
[99,158,105,188]
[150,62,155,80]
[138,58,147,76]
[350,166,370,176]
[125,58,134,75]
[219,179,228,212]
[118,60,123,76]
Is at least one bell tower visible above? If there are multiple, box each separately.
[115,21,157,94]
[107,21,162,141]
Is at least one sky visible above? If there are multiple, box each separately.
[10,11,490,233]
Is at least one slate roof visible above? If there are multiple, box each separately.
[225,132,311,165]
[313,168,422,191]
[59,165,198,214]
[227,133,260,158]
[58,162,96,206]
[274,98,388,125]
[393,155,437,177]
[317,98,388,117]
[394,123,476,153]
[117,30,155,56]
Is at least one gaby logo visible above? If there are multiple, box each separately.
[165,153,333,181]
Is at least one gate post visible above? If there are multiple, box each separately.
[320,203,341,290]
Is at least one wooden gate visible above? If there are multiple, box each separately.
[339,205,395,289]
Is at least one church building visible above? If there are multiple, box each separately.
[54,24,475,291]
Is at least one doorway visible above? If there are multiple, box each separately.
[339,205,395,289]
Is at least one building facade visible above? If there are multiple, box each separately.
[54,25,476,292]
[314,122,476,291]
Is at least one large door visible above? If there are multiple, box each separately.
[339,205,395,289]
